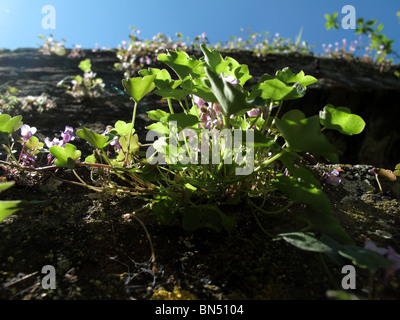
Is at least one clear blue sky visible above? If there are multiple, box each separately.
[0,0,399,59]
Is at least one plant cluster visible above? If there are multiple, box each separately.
[57,59,105,99]
[324,12,399,68]
[0,86,56,114]
[215,28,312,56]
[37,34,67,57]
[2,43,399,299]
[114,27,209,79]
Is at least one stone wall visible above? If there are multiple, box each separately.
[1,48,400,168]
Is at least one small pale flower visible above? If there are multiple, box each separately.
[193,94,206,108]
[364,239,388,255]
[224,75,239,87]
[247,108,261,117]
[20,124,37,141]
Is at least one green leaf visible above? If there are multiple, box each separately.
[275,68,317,87]
[0,182,40,222]
[276,109,338,163]
[272,174,353,244]
[319,104,365,136]
[167,113,199,130]
[152,197,178,225]
[182,205,236,233]
[251,78,296,101]
[154,88,191,100]
[122,75,156,103]
[0,181,15,193]
[233,64,252,86]
[0,114,23,134]
[276,232,346,265]
[112,120,134,136]
[146,122,169,135]
[200,44,230,74]
[183,78,218,103]
[79,59,92,73]
[158,49,204,80]
[52,44,66,56]
[76,127,110,149]
[204,67,248,116]
[182,207,202,231]
[147,109,169,122]
[0,200,24,222]
[272,174,332,214]
[50,143,81,169]
[85,154,97,164]
[339,246,393,272]
[139,68,180,89]
[119,134,140,154]
[25,136,44,151]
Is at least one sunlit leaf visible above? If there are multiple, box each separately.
[158,49,204,80]
[319,104,365,136]
[77,127,110,149]
[25,136,44,151]
[205,67,248,116]
[0,114,23,134]
[79,59,92,73]
[122,75,156,103]
[276,109,338,163]
[50,143,81,169]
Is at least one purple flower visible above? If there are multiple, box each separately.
[385,246,400,283]
[110,137,121,151]
[364,239,400,286]
[364,239,388,255]
[20,124,37,142]
[224,75,239,87]
[21,153,35,166]
[61,126,76,145]
[193,94,206,108]
[247,108,261,117]
[322,169,342,185]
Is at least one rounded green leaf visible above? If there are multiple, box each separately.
[76,127,109,149]
[50,143,81,169]
[158,49,204,80]
[319,104,366,135]
[251,78,296,101]
[339,246,394,272]
[276,109,338,163]
[0,114,23,134]
[25,136,44,151]
[122,75,156,103]
[79,59,92,73]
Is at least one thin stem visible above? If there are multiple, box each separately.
[129,209,157,273]
[125,100,138,166]
[248,198,294,215]
[167,98,174,114]
[266,100,283,137]
[250,207,273,237]
[254,148,289,172]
